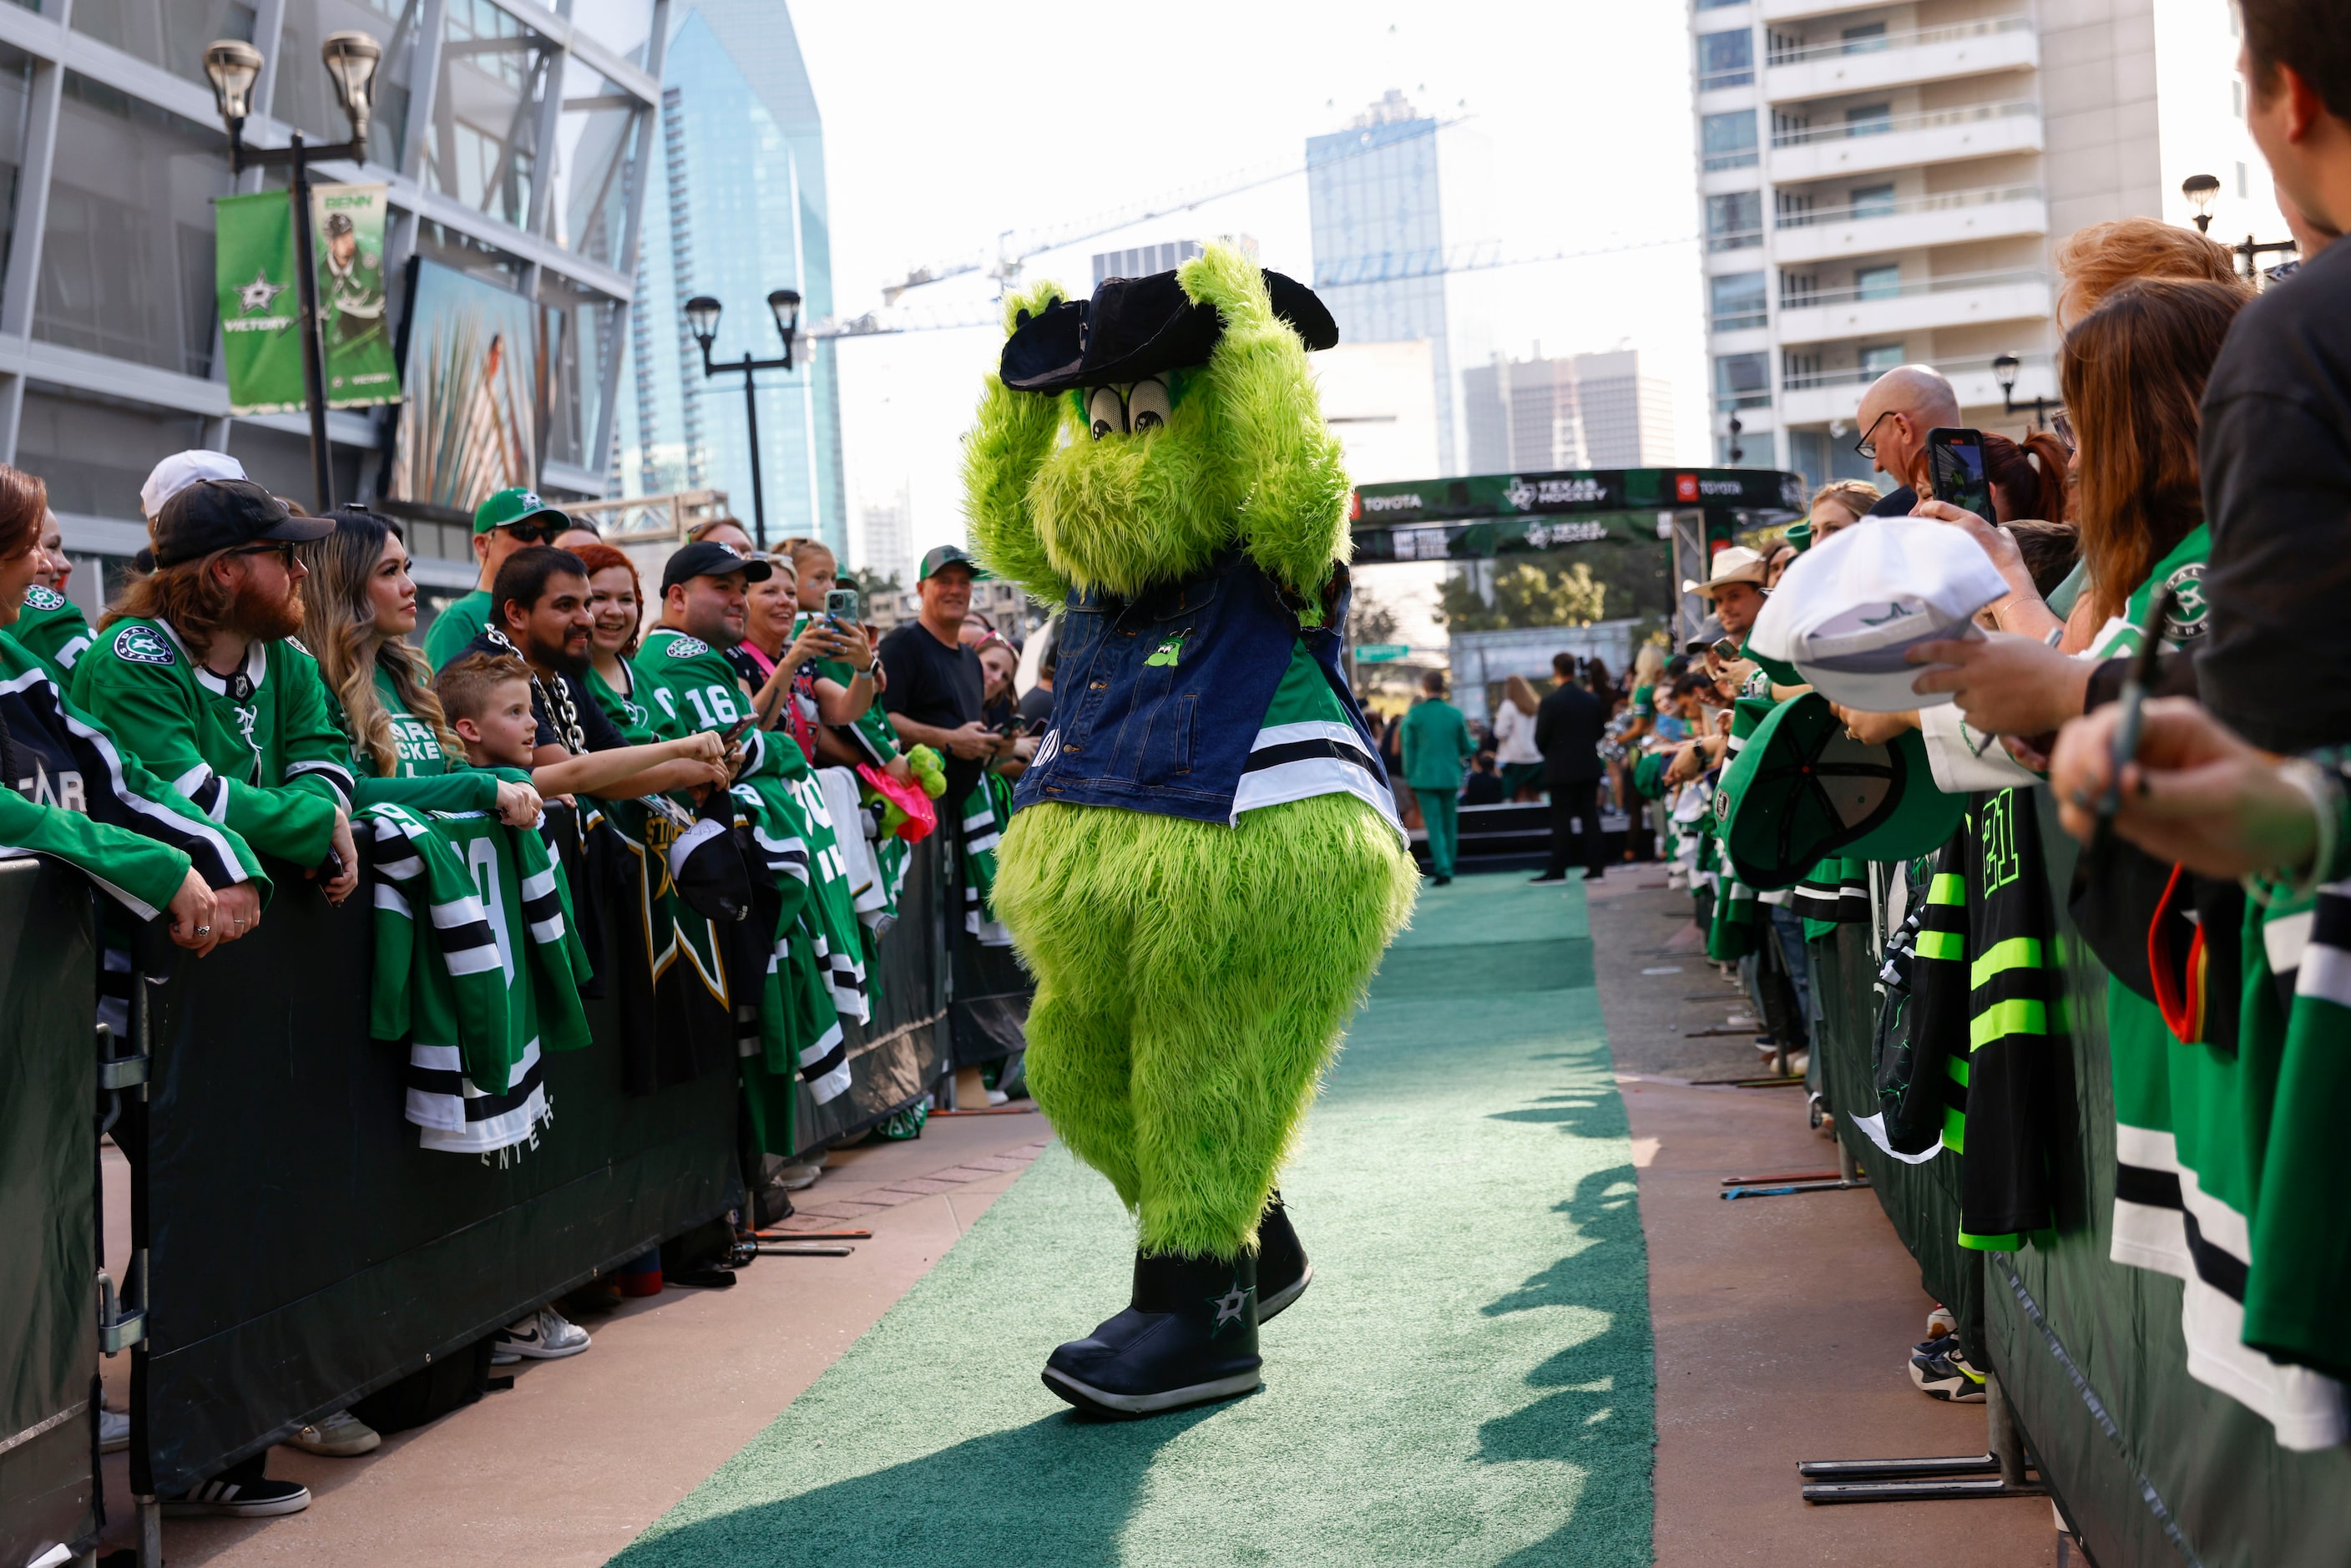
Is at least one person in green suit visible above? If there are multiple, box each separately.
[1401,670,1478,884]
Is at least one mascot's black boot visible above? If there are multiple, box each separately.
[1042,1250,1261,1418]
[1256,1191,1311,1323]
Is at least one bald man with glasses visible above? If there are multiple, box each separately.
[1851,364,1961,516]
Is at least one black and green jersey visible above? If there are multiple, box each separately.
[72,620,353,867]
[12,585,92,685]
[344,663,510,815]
[361,803,592,1156]
[1902,789,2058,1251]
[0,632,264,915]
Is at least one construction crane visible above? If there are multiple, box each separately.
[806,230,1699,342]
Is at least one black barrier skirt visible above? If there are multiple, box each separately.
[1814,824,2351,1565]
[793,837,953,1151]
[1982,808,2351,1567]
[132,854,740,1498]
[0,861,100,1563]
[1812,917,1984,1360]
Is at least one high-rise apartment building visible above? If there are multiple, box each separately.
[1464,350,1678,473]
[618,1,847,553]
[1691,0,2282,488]
[857,488,911,588]
[1307,91,1493,477]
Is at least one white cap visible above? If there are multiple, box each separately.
[1747,517,2007,712]
[140,451,248,521]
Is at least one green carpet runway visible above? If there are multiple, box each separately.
[609,873,1655,1566]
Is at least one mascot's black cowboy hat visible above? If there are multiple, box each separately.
[1001,268,1338,393]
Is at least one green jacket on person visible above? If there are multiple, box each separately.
[1399,695,1477,792]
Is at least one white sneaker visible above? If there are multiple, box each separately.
[286,1408,380,1457]
[497,1306,591,1360]
[777,1161,825,1191]
[100,1408,129,1454]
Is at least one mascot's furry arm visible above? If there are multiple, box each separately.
[963,281,1074,604]
[1176,247,1353,614]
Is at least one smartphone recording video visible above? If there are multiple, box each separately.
[1925,427,1993,521]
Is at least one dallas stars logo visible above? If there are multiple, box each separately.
[235,269,290,315]
[112,624,174,666]
[1206,1273,1255,1337]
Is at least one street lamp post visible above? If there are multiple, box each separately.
[2182,173,2221,233]
[1990,352,2050,432]
[685,290,802,552]
[203,33,381,514]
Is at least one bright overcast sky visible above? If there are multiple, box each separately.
[786,0,1708,569]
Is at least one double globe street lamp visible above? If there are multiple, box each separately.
[201,31,383,512]
[685,290,803,551]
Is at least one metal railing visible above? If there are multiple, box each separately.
[1767,15,2030,67]
[1777,266,2049,311]
[1772,99,2038,149]
[1775,184,2043,229]
[1780,351,2053,393]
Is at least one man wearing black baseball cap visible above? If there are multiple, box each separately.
[73,480,361,913]
[878,544,1004,806]
[631,539,782,778]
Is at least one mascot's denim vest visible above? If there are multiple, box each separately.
[1013,551,1398,832]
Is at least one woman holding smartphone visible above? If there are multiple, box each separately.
[765,538,882,768]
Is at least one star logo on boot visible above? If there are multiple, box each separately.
[1206,1276,1255,1336]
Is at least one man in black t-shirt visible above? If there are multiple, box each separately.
[879,545,1005,803]
[2197,2,2351,755]
[467,545,631,761]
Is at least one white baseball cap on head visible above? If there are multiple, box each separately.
[140,451,247,520]
[1747,517,2008,712]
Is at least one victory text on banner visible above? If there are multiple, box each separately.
[215,183,400,416]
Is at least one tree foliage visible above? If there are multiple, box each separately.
[1435,559,1607,632]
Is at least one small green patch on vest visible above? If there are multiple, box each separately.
[1145,634,1186,667]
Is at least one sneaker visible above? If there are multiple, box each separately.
[777,1161,825,1191]
[99,1408,129,1454]
[496,1306,591,1360]
[490,1343,523,1366]
[1909,1334,1987,1402]
[162,1476,311,1518]
[286,1409,380,1457]
[1255,1192,1312,1323]
[1926,1304,1957,1339]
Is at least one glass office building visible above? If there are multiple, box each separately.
[614,0,844,554]
[1306,90,1490,477]
[0,0,667,609]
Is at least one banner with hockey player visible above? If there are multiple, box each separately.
[312,182,401,410]
[215,183,402,416]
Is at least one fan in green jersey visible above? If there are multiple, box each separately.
[0,465,269,953]
[422,487,574,671]
[73,480,360,910]
[295,507,547,821]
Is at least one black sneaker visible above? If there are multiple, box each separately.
[1043,1250,1262,1418]
[1256,1191,1312,1323]
[162,1476,311,1518]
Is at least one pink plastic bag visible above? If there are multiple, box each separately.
[857,762,938,842]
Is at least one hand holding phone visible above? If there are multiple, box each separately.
[1925,427,1993,522]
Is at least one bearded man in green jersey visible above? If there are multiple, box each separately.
[74,480,360,912]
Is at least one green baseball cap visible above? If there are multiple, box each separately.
[918,544,990,582]
[1714,692,1964,889]
[473,485,569,535]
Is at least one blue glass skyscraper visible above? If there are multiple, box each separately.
[1307,92,1491,477]
[617,2,846,552]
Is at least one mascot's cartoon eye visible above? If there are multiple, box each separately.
[1127,378,1170,432]
[1087,386,1126,440]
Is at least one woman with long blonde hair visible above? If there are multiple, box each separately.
[1491,671,1545,801]
[298,507,541,822]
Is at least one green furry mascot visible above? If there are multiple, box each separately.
[963,243,1418,1416]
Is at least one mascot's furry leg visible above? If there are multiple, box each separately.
[999,794,1417,1415]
